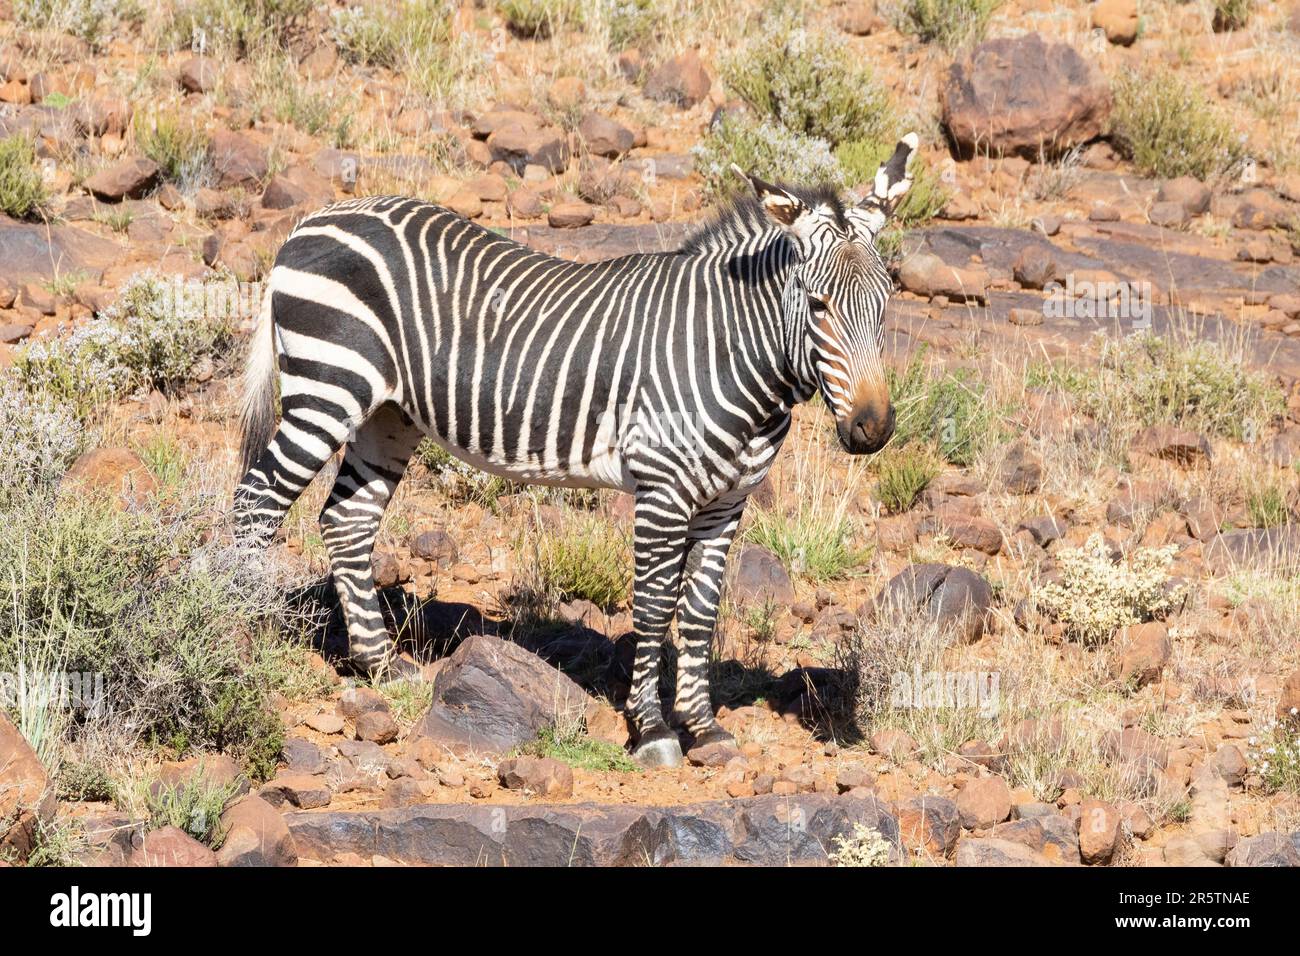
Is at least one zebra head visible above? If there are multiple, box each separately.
[737,133,918,455]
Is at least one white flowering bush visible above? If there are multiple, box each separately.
[722,18,895,148]
[694,116,844,200]
[1246,717,1300,794]
[0,386,84,502]
[14,271,235,418]
[1032,534,1183,644]
[828,823,893,867]
[15,0,119,47]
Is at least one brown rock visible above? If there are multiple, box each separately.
[1012,244,1059,289]
[999,441,1042,494]
[178,55,217,94]
[264,774,332,810]
[899,252,988,302]
[496,755,574,797]
[130,826,218,867]
[1278,669,1300,724]
[1077,798,1122,864]
[548,201,596,228]
[837,1,885,34]
[896,795,961,857]
[941,34,1112,159]
[955,835,1054,865]
[0,713,54,862]
[1129,425,1211,465]
[548,76,587,113]
[210,129,269,189]
[1114,622,1172,688]
[643,49,712,107]
[409,527,458,567]
[1158,176,1212,215]
[579,113,635,158]
[61,447,159,508]
[507,188,544,219]
[957,776,1012,830]
[355,710,399,745]
[1092,0,1138,45]
[215,795,297,867]
[84,158,161,201]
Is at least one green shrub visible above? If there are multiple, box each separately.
[0,493,318,780]
[1111,68,1244,180]
[0,386,85,501]
[142,772,242,847]
[15,0,117,48]
[889,352,1001,466]
[0,134,50,221]
[899,0,1000,51]
[14,271,236,419]
[331,0,452,67]
[1246,480,1289,529]
[694,114,843,199]
[166,0,312,55]
[722,18,895,148]
[133,111,212,187]
[497,0,582,38]
[876,442,940,514]
[746,497,864,581]
[1248,718,1300,794]
[603,0,663,49]
[414,437,517,509]
[522,723,637,772]
[534,514,631,608]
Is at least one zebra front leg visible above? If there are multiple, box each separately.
[319,404,423,682]
[627,487,693,768]
[672,501,745,750]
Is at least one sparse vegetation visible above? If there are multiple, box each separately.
[0,134,50,221]
[1064,332,1284,443]
[498,0,582,38]
[898,0,1001,51]
[722,18,895,148]
[827,823,893,866]
[522,722,637,772]
[890,353,1003,466]
[141,772,242,847]
[1249,719,1300,795]
[1212,0,1252,31]
[533,512,631,608]
[133,111,212,188]
[330,0,453,68]
[1111,68,1244,180]
[875,442,941,514]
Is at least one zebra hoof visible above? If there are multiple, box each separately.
[631,734,684,769]
[689,726,737,751]
[369,654,426,685]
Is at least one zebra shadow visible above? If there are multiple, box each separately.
[282,579,623,699]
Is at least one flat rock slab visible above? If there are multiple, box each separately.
[286,793,899,867]
[0,216,123,284]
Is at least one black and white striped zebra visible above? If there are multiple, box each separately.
[233,134,918,767]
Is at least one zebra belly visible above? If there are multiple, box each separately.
[414,429,637,493]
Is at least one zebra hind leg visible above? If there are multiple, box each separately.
[319,404,423,682]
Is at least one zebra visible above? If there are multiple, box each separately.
[233,133,918,768]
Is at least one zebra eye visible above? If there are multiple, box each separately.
[807,295,829,314]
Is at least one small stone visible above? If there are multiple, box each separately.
[355,710,400,745]
[871,729,918,760]
[130,826,217,867]
[304,712,345,735]
[643,49,712,107]
[265,774,332,810]
[496,755,573,798]
[548,201,596,228]
[957,776,1012,830]
[1077,798,1122,864]
[1114,622,1171,688]
[338,686,389,720]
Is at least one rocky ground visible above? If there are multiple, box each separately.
[2,0,1300,867]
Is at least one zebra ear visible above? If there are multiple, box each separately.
[731,164,814,238]
[859,133,919,215]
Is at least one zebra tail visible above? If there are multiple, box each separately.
[238,283,277,477]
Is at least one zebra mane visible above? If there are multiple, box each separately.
[678,182,848,255]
